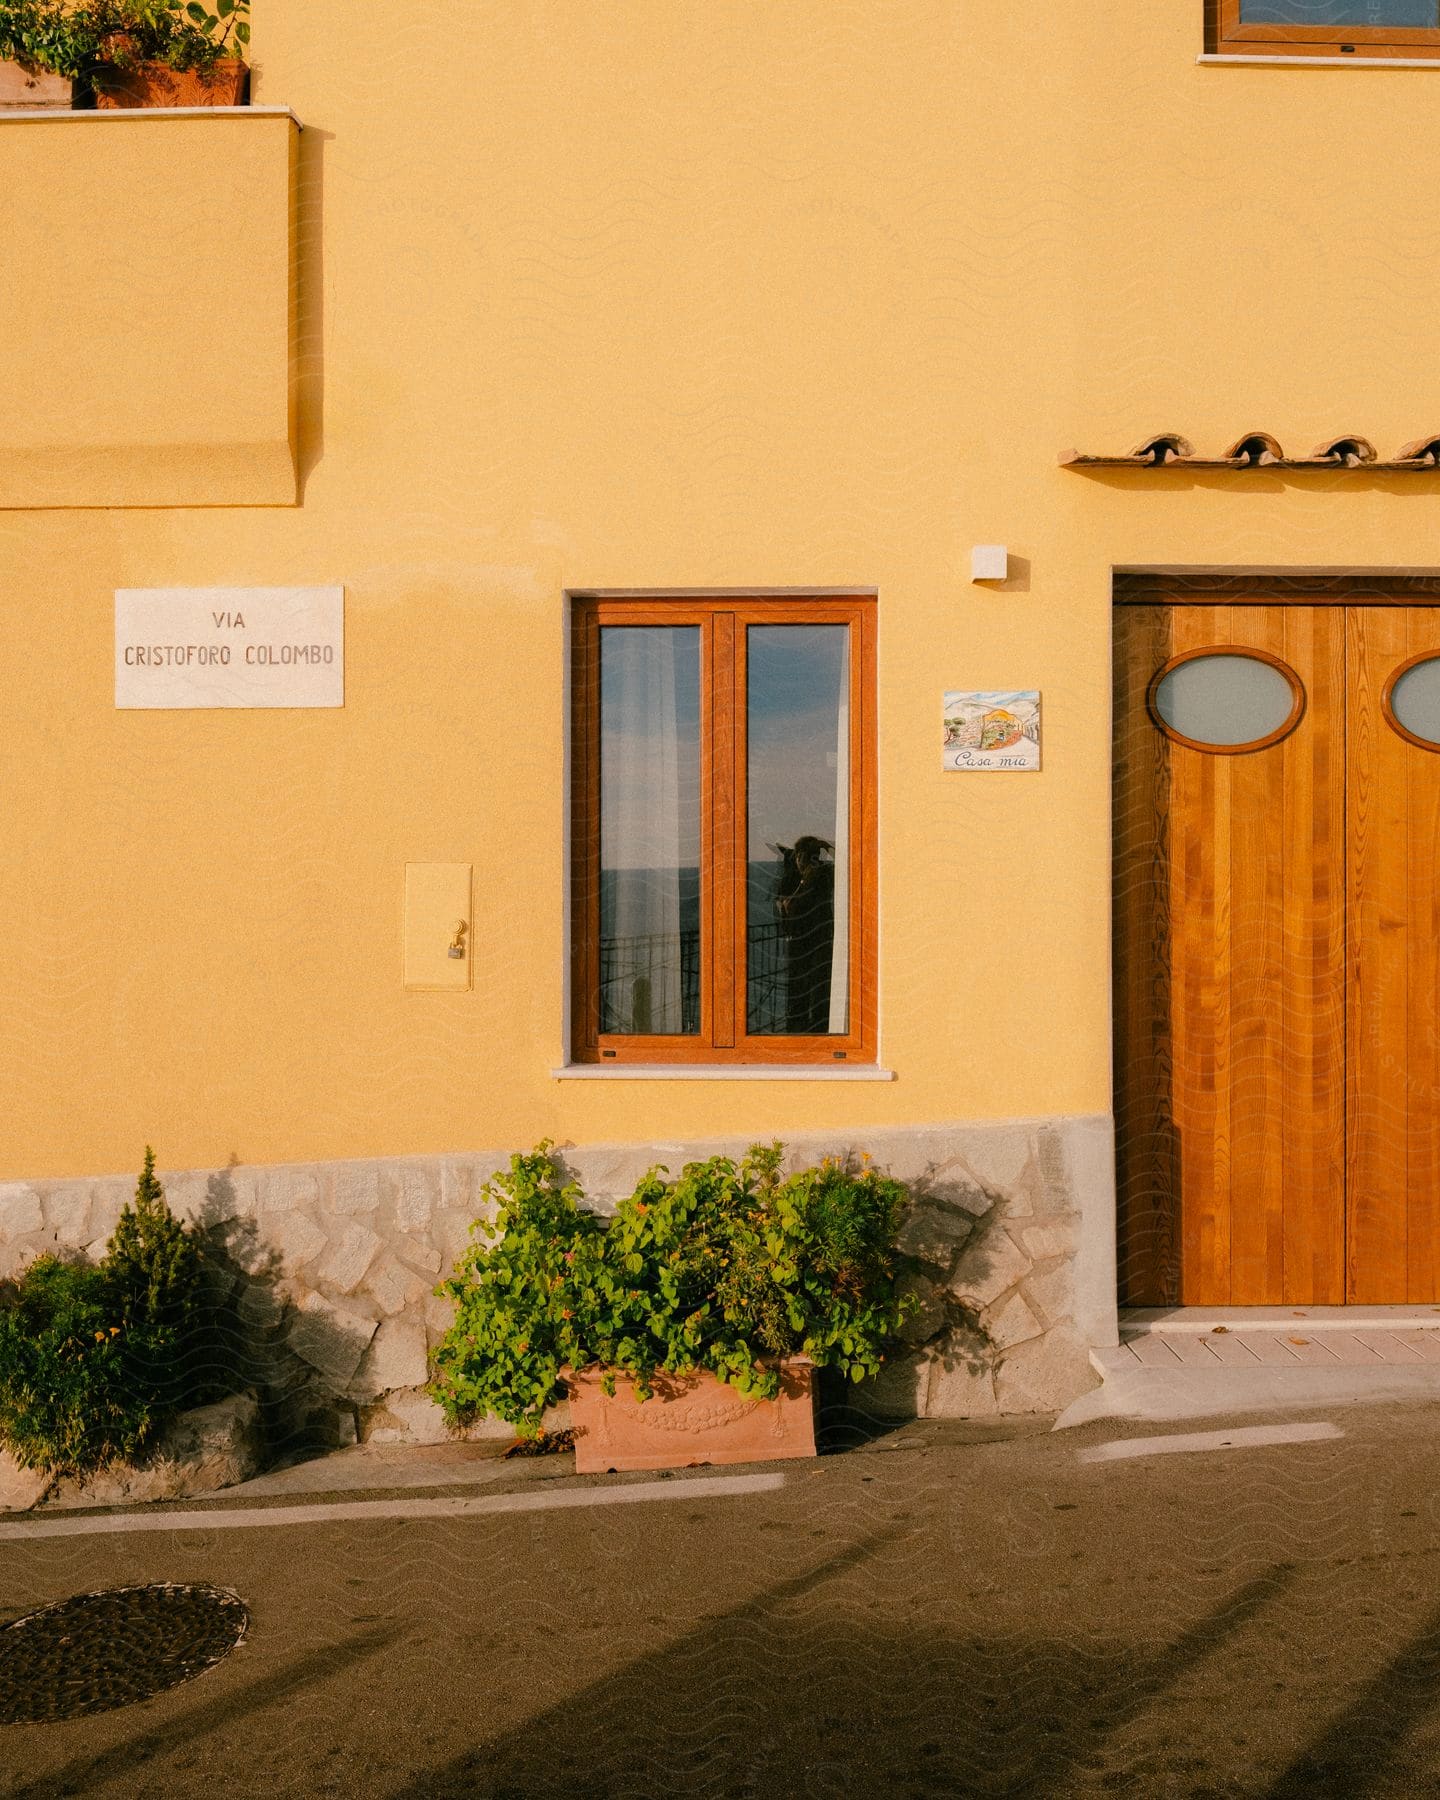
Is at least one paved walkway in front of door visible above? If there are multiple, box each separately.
[1056,1306,1440,1429]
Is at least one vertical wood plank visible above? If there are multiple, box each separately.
[1403,612,1440,1300]
[1282,604,1346,1302]
[1113,605,1177,1303]
[1347,606,1411,1300]
[1181,607,1232,1304]
[1227,607,1287,1304]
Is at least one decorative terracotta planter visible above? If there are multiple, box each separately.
[95,59,249,109]
[0,60,73,110]
[568,1361,817,1475]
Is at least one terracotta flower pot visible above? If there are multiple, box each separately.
[568,1360,817,1475]
[95,59,249,109]
[0,60,73,110]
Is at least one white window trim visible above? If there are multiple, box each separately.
[552,1064,896,1081]
[1198,51,1440,66]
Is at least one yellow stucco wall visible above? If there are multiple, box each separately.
[0,111,297,507]
[5,3,1440,1178]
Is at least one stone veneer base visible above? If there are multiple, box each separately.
[0,1116,1115,1449]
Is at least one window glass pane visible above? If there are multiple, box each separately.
[1389,656,1440,744]
[1240,0,1438,24]
[1152,653,1298,747]
[746,625,849,1035]
[599,627,700,1034]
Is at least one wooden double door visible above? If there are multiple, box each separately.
[1115,602,1440,1306]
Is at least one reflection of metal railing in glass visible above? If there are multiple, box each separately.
[599,924,788,1035]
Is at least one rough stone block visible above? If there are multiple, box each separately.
[0,1185,44,1240]
[982,1291,1045,1353]
[995,1326,1097,1415]
[391,1166,435,1232]
[370,1253,428,1316]
[0,1448,52,1513]
[331,1164,380,1215]
[160,1172,210,1225]
[897,1202,975,1267]
[368,1385,452,1445]
[951,1125,1037,1201]
[1020,1223,1076,1263]
[401,1240,443,1276]
[352,1317,429,1399]
[439,1160,472,1214]
[1036,1126,1073,1210]
[433,1207,484,1264]
[218,1217,280,1280]
[950,1228,1032,1311]
[258,1168,321,1214]
[43,1186,93,1249]
[45,1391,267,1509]
[237,1279,285,1331]
[852,1350,932,1421]
[924,1347,999,1419]
[896,1273,947,1346]
[425,1291,456,1337]
[1021,1259,1075,1332]
[270,1211,328,1275]
[288,1293,377,1386]
[200,1167,254,1221]
[316,1221,382,1295]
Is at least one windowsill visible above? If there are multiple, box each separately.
[1198,52,1440,67]
[551,1064,897,1081]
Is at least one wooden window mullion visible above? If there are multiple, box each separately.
[710,612,739,1047]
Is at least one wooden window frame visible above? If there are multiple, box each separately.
[1214,0,1440,57]
[569,594,877,1067]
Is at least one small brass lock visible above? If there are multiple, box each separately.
[448,921,468,960]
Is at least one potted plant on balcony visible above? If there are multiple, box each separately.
[0,1,77,106]
[90,0,250,109]
[430,1142,915,1473]
[0,0,250,109]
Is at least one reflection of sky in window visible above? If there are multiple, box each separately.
[600,628,700,873]
[1240,0,1436,22]
[748,626,846,861]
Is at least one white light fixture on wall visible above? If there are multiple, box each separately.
[971,545,1008,583]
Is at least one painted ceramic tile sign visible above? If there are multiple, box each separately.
[943,690,1041,771]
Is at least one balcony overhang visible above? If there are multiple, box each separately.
[0,108,300,509]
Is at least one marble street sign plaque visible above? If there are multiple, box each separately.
[115,588,344,709]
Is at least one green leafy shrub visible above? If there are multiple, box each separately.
[0,1257,153,1474]
[429,1147,606,1438]
[430,1142,914,1438]
[0,1148,218,1476]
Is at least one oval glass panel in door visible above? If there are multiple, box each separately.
[1147,649,1304,753]
[1384,654,1440,750]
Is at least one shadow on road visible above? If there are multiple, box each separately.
[383,1551,1302,1796]
[11,1624,402,1800]
[1265,1602,1440,1799]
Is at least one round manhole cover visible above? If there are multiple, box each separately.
[0,1583,248,1725]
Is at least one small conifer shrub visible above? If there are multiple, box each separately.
[0,1148,220,1476]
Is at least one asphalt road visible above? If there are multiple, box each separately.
[6,1399,1440,1798]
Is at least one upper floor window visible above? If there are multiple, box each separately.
[569,595,877,1066]
[1216,0,1440,55]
